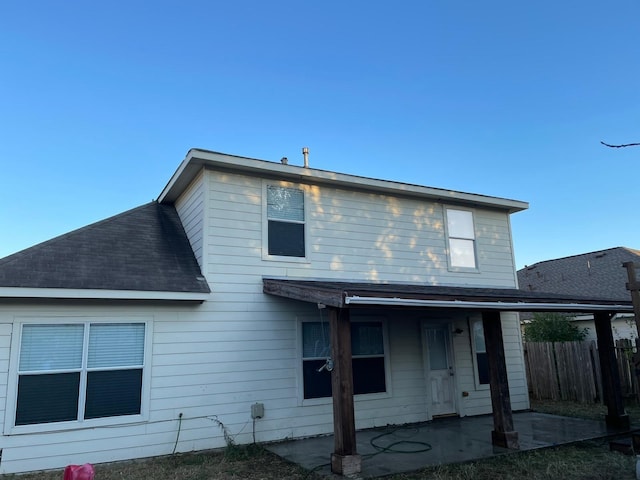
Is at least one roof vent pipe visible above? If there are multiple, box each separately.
[302,147,309,168]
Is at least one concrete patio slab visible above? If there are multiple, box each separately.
[266,412,634,478]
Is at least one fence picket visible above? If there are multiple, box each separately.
[524,340,636,403]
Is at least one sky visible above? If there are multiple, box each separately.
[1,1,638,269]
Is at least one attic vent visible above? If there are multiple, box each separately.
[526,265,537,271]
[595,253,606,258]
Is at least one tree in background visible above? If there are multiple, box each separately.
[524,313,588,342]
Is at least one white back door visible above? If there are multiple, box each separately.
[424,325,456,417]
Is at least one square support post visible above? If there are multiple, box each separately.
[594,311,630,429]
[329,307,361,475]
[482,311,519,449]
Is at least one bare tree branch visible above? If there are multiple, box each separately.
[600,141,640,148]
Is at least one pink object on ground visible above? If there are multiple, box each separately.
[63,463,95,480]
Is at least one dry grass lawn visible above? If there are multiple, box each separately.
[3,400,638,479]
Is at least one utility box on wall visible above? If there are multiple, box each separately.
[251,402,264,419]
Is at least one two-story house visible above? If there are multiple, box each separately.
[0,149,632,475]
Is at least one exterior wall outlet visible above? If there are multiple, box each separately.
[251,402,264,419]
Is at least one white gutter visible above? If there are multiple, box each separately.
[344,295,634,312]
[0,287,209,302]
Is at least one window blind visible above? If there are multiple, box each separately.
[88,323,145,368]
[19,324,84,372]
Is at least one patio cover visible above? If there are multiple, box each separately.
[263,277,634,476]
[263,278,634,313]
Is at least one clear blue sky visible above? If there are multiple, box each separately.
[1,1,638,269]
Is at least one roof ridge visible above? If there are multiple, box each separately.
[523,246,632,269]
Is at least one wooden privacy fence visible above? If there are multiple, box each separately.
[524,340,637,403]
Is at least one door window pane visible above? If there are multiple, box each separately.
[427,328,448,370]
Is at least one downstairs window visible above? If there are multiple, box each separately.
[471,319,489,386]
[301,320,387,400]
[15,322,146,426]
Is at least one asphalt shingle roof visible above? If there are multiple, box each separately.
[0,202,210,294]
[517,247,640,302]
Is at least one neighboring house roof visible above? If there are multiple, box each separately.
[158,149,529,213]
[517,247,640,302]
[0,202,210,300]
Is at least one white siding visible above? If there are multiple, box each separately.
[575,315,637,342]
[0,323,11,434]
[175,169,206,271]
[0,167,528,473]
[205,170,518,287]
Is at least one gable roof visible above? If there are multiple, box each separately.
[0,202,210,301]
[159,149,529,213]
[517,247,640,302]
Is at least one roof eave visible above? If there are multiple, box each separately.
[158,149,529,213]
[0,287,210,302]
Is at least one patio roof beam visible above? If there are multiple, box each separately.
[344,295,634,312]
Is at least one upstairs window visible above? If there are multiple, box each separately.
[446,208,476,269]
[267,185,305,257]
[15,322,146,427]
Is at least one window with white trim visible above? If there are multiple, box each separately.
[445,208,477,269]
[301,320,387,400]
[15,322,145,426]
[266,185,305,257]
[471,319,489,386]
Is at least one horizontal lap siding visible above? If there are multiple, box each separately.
[0,323,11,434]
[197,170,525,436]
[0,306,232,474]
[175,169,205,270]
[0,169,525,473]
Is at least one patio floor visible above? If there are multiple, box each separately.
[266,412,635,478]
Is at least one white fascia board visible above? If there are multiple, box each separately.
[344,295,634,312]
[0,287,209,302]
[158,149,529,213]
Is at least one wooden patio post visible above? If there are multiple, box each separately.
[623,261,640,402]
[482,310,519,449]
[594,311,630,429]
[329,307,361,475]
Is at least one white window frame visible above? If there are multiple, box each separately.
[262,182,309,262]
[5,316,153,435]
[444,207,478,271]
[469,317,490,390]
[297,314,391,406]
